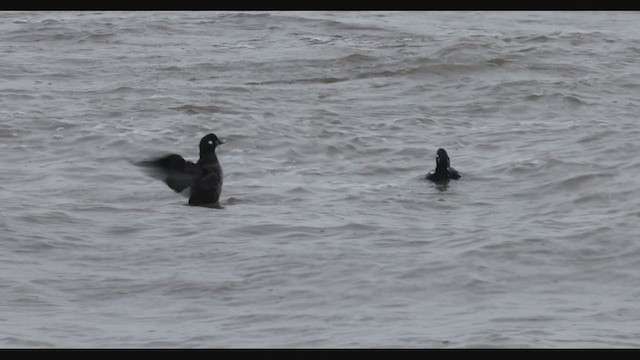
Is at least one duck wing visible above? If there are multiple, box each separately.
[137,153,205,193]
[448,167,461,180]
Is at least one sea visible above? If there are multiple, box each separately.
[1,11,640,348]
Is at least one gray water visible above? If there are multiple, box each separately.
[1,11,640,348]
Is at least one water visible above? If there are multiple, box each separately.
[1,11,640,348]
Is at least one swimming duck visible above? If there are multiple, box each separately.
[138,133,225,207]
[425,148,460,182]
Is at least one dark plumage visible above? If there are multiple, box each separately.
[138,133,225,207]
[425,148,460,182]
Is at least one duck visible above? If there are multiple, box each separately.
[138,133,225,208]
[425,148,460,182]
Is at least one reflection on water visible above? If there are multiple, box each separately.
[435,181,450,192]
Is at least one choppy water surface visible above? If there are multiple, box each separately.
[1,11,640,348]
